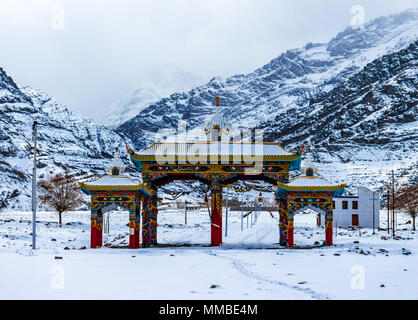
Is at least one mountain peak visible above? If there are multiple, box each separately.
[0,67,32,104]
[327,8,418,57]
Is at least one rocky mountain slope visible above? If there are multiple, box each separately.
[117,9,418,192]
[261,40,418,190]
[1,9,416,211]
[0,68,132,210]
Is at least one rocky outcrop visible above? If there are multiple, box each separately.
[0,70,132,210]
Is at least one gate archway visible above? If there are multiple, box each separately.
[79,97,346,249]
[277,163,345,247]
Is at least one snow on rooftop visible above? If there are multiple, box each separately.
[287,176,337,187]
[83,175,140,187]
[135,142,293,157]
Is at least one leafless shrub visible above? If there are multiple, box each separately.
[396,183,418,230]
[39,172,84,226]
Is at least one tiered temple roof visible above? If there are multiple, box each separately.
[130,142,299,161]
[79,148,144,193]
[277,155,346,196]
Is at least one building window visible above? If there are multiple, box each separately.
[112,167,119,175]
[342,201,348,210]
[352,201,358,210]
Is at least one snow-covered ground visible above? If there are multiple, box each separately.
[0,208,416,300]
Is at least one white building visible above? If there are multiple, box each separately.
[319,187,380,228]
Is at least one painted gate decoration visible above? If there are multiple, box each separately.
[79,97,346,249]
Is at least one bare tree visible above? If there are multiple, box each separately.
[396,183,418,231]
[39,172,84,226]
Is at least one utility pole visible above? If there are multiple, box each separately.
[392,170,395,239]
[184,200,187,225]
[32,121,38,250]
[205,192,211,221]
[335,218,337,238]
[240,193,244,231]
[246,196,249,229]
[387,185,390,234]
[372,191,376,234]
[106,213,110,233]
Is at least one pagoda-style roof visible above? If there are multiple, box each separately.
[276,158,346,197]
[78,175,143,192]
[276,176,346,196]
[78,147,154,195]
[278,176,346,190]
[129,142,301,162]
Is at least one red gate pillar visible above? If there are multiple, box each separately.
[278,197,288,246]
[95,208,103,248]
[287,213,294,247]
[90,208,98,248]
[325,211,333,245]
[129,204,138,249]
[210,184,223,246]
[134,205,141,248]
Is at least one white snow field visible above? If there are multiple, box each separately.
[0,208,416,300]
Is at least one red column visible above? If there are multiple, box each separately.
[96,209,103,248]
[90,209,97,248]
[129,206,136,249]
[325,211,333,245]
[287,214,294,247]
[210,185,222,246]
[134,205,141,248]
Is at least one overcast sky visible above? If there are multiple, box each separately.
[0,0,416,121]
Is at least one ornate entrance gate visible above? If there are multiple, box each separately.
[79,97,346,248]
[277,163,345,247]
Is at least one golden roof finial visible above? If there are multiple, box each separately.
[215,96,220,107]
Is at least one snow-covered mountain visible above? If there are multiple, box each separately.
[98,70,203,127]
[117,9,418,192]
[0,69,134,210]
[1,9,417,211]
